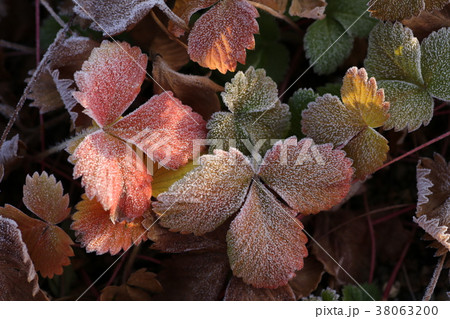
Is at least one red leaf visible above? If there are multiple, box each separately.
[73,41,147,127]
[187,0,259,73]
[106,92,207,170]
[72,195,148,255]
[71,130,152,221]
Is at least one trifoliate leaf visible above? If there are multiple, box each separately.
[302,67,389,180]
[187,0,259,73]
[304,0,376,75]
[368,0,450,21]
[289,0,327,19]
[72,195,147,255]
[73,0,185,36]
[0,216,46,300]
[421,27,450,100]
[154,148,254,235]
[414,154,450,255]
[224,276,296,301]
[288,88,319,138]
[227,182,309,288]
[365,23,450,131]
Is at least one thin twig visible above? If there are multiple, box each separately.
[248,1,301,33]
[0,39,35,54]
[121,245,141,284]
[105,251,129,288]
[423,252,447,301]
[40,0,67,29]
[0,23,71,150]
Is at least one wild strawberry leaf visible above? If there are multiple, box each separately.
[106,92,207,170]
[73,0,186,36]
[414,154,450,255]
[151,160,196,198]
[168,0,218,37]
[289,0,327,19]
[365,23,450,131]
[0,205,74,278]
[71,131,153,222]
[227,182,309,288]
[0,216,45,301]
[224,276,296,301]
[151,55,223,121]
[368,0,450,21]
[258,137,354,213]
[72,195,148,255]
[23,172,70,224]
[73,41,147,127]
[154,148,254,235]
[302,67,389,180]
[187,0,259,74]
[207,67,291,155]
[304,0,377,75]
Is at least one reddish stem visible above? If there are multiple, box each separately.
[382,227,416,300]
[364,193,376,284]
[375,130,450,173]
[80,269,100,300]
[35,0,46,169]
[105,251,129,287]
[372,205,416,226]
[136,254,162,265]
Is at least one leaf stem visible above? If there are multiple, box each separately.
[248,1,301,33]
[422,253,447,301]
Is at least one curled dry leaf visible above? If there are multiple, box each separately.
[224,276,295,301]
[289,0,327,19]
[368,0,450,21]
[70,40,207,222]
[151,55,223,121]
[155,137,353,288]
[0,172,74,278]
[0,134,19,182]
[302,67,389,180]
[288,255,324,300]
[0,216,44,300]
[101,269,162,301]
[71,195,148,255]
[414,154,450,255]
[73,0,186,36]
[188,0,259,73]
[402,4,450,40]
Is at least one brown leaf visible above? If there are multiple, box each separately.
[368,0,450,21]
[168,0,218,37]
[288,255,324,300]
[403,4,450,40]
[0,216,47,300]
[155,253,229,300]
[224,276,295,301]
[152,55,223,120]
[289,0,327,19]
[250,0,288,13]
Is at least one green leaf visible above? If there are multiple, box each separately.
[288,88,318,138]
[317,82,342,96]
[342,283,381,301]
[321,288,340,301]
[421,27,450,101]
[304,18,353,75]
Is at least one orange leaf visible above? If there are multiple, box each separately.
[71,131,152,222]
[73,41,147,127]
[169,0,218,37]
[187,0,259,73]
[72,195,148,255]
[0,205,74,278]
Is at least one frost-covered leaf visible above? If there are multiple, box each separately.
[207,67,291,155]
[289,0,327,19]
[365,22,449,131]
[151,55,223,120]
[71,131,153,222]
[154,148,254,235]
[224,276,295,301]
[0,216,43,300]
[414,154,450,254]
[155,253,229,300]
[73,41,147,127]
[73,0,186,36]
[227,182,309,288]
[72,195,148,255]
[23,172,70,224]
[368,0,450,21]
[421,27,450,100]
[288,88,319,138]
[303,287,340,301]
[403,4,450,41]
[168,0,218,37]
[302,67,389,180]
[258,137,354,213]
[187,0,259,74]
[106,92,207,170]
[0,205,74,278]
[304,0,376,75]
[151,160,196,198]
